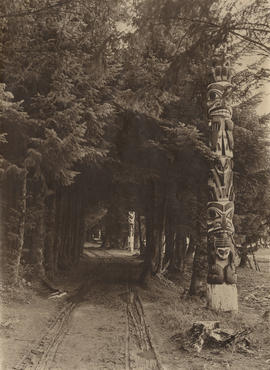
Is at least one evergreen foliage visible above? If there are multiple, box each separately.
[0,0,269,290]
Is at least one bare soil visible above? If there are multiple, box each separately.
[0,246,270,370]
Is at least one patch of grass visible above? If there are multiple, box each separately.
[139,261,270,369]
[0,283,33,305]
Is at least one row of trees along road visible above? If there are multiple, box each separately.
[0,0,270,293]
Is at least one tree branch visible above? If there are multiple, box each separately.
[230,30,270,54]
[0,0,73,19]
[145,16,270,55]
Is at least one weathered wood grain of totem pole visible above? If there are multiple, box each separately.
[206,44,238,311]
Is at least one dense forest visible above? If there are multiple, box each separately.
[0,0,270,294]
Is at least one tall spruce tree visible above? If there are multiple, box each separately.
[0,84,32,284]
[1,0,124,281]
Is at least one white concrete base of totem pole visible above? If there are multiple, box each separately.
[206,284,238,312]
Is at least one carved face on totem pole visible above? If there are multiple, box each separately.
[207,201,234,236]
[207,46,233,154]
[207,199,236,284]
[211,46,232,83]
[128,211,135,224]
[207,83,234,158]
[207,82,232,118]
[128,211,135,235]
[208,159,234,201]
[207,232,236,284]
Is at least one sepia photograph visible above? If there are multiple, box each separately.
[0,0,269,369]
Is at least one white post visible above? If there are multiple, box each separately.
[128,211,135,253]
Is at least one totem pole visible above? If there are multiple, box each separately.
[128,211,135,253]
[206,44,238,311]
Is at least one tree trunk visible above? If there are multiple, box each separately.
[186,235,196,259]
[239,243,249,267]
[189,237,208,296]
[44,193,56,279]
[176,234,188,273]
[1,165,27,285]
[74,192,85,263]
[137,214,145,256]
[53,189,64,273]
[24,172,48,280]
[164,214,175,271]
[151,227,163,274]
[139,210,153,285]
[189,193,208,296]
[66,187,75,267]
[30,197,46,279]
[54,183,86,269]
[139,181,166,283]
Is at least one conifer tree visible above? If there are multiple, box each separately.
[0,84,31,284]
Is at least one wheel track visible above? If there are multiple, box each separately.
[126,284,163,370]
[13,301,76,370]
[90,249,163,369]
[14,250,163,370]
[13,258,98,370]
[100,249,163,369]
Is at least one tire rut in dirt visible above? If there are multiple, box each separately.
[13,301,76,370]
[14,252,144,370]
[126,285,163,370]
[13,265,96,370]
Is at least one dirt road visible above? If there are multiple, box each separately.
[4,247,270,370]
[13,248,161,370]
[52,251,128,370]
